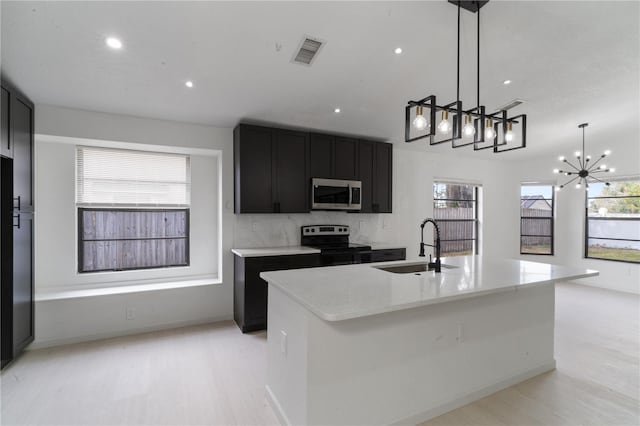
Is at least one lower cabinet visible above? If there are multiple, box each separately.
[234,254,322,333]
[370,248,406,263]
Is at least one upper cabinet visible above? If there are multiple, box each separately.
[234,123,392,214]
[234,124,309,214]
[358,140,392,213]
[1,87,11,159]
[11,95,34,211]
[309,133,358,181]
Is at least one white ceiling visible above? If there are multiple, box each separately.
[1,1,638,160]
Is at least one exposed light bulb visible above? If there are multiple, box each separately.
[576,183,582,189]
[555,186,561,192]
[185,81,194,88]
[485,118,496,140]
[575,151,581,157]
[558,156,566,161]
[437,110,450,134]
[553,169,559,174]
[504,122,514,142]
[503,79,511,85]
[462,115,475,137]
[610,168,616,172]
[412,106,428,130]
[599,164,607,170]
[604,150,611,156]
[334,107,341,114]
[394,47,403,55]
[586,155,591,160]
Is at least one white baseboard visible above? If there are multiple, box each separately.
[392,360,557,425]
[27,315,234,350]
[265,385,292,426]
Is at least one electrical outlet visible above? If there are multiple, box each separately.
[280,330,287,357]
[252,222,259,231]
[126,307,135,320]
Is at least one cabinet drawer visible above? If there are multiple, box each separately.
[370,248,406,263]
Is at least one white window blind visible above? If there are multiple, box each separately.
[76,146,191,207]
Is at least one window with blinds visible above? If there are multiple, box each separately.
[76,146,190,207]
[76,146,191,273]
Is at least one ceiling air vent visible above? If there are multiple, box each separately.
[498,99,525,111]
[292,36,325,66]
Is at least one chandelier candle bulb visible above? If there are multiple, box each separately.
[505,122,514,142]
[485,118,496,140]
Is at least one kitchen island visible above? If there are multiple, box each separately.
[260,256,598,425]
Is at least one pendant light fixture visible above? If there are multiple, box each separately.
[553,123,615,190]
[404,0,527,153]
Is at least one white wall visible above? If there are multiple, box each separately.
[505,136,640,295]
[32,105,235,348]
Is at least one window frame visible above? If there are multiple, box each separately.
[519,184,555,256]
[433,182,479,257]
[77,207,191,274]
[585,182,640,264]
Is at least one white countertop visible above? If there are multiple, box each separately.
[231,246,321,257]
[261,256,598,321]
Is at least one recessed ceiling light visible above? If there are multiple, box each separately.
[185,81,194,88]
[105,37,123,49]
[394,47,403,55]
[334,108,341,113]
[503,79,512,85]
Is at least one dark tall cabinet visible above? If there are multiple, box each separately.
[358,140,392,213]
[1,80,34,369]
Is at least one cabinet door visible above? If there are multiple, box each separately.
[309,133,333,179]
[374,142,393,213]
[358,140,374,213]
[274,130,309,213]
[0,87,10,159]
[334,137,358,180]
[235,125,274,213]
[12,212,33,355]
[11,96,33,211]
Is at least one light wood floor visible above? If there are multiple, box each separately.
[1,283,638,426]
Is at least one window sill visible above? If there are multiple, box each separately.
[35,278,222,302]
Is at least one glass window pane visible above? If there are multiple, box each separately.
[587,239,640,263]
[521,218,552,237]
[434,201,475,219]
[441,240,474,257]
[433,183,475,200]
[438,221,475,241]
[521,237,552,255]
[588,219,640,240]
[521,185,553,199]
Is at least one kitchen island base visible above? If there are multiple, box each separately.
[266,283,556,425]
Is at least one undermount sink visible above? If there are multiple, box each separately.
[374,262,458,274]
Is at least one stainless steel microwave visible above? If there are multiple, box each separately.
[311,178,362,211]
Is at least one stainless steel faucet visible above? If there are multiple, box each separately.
[419,218,442,273]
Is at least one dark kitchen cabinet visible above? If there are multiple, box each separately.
[234,124,308,213]
[370,248,406,263]
[358,140,392,213]
[309,133,333,178]
[1,87,10,159]
[234,253,321,332]
[11,96,34,210]
[308,133,358,180]
[374,142,393,213]
[234,123,393,214]
[1,80,34,369]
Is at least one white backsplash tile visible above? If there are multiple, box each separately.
[234,211,395,248]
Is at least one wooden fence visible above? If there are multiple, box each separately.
[80,209,188,272]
